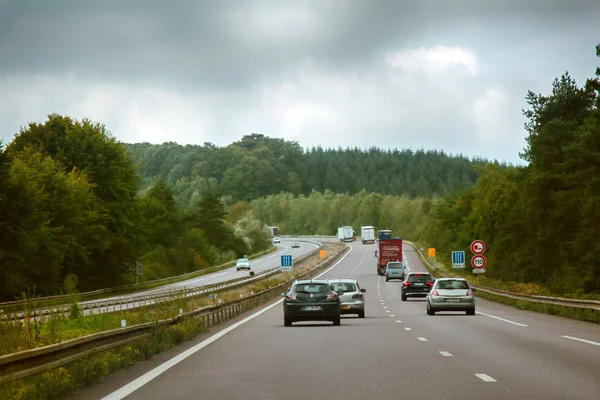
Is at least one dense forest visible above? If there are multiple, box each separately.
[124,137,500,209]
[0,116,271,300]
[252,45,600,296]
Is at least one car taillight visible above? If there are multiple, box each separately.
[430,290,440,296]
[325,293,339,301]
[403,281,412,287]
[285,293,299,301]
[466,290,473,296]
[385,272,388,276]
[426,281,434,286]
[352,293,363,299]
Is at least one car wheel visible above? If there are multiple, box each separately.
[427,303,435,315]
[358,310,365,318]
[333,317,341,326]
[385,277,389,282]
[284,317,292,327]
[467,308,475,316]
[401,294,407,301]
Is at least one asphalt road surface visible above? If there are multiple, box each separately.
[70,241,600,400]
[76,238,319,308]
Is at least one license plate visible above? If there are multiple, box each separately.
[414,283,424,287]
[341,305,350,309]
[303,306,322,311]
[445,298,460,302]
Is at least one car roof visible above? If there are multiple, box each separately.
[406,271,431,275]
[326,278,358,283]
[294,279,329,285]
[436,277,468,281]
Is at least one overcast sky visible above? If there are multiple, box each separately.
[1,0,599,164]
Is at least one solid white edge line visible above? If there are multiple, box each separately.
[560,335,600,347]
[102,244,354,400]
[476,311,529,327]
[475,373,497,382]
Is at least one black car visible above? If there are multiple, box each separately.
[401,272,434,301]
[281,280,341,326]
[291,243,300,248]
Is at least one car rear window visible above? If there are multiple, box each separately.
[407,274,432,282]
[330,282,357,293]
[387,263,403,269]
[437,280,470,290]
[293,284,331,293]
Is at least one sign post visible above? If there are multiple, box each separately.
[451,251,465,269]
[470,240,486,273]
[280,254,293,272]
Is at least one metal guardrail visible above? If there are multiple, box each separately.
[404,241,600,311]
[2,244,322,322]
[0,244,350,384]
[0,246,278,310]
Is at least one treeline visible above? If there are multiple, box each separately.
[252,46,600,296]
[0,115,271,300]
[124,136,500,209]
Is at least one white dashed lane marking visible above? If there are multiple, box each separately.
[439,351,453,357]
[475,374,497,382]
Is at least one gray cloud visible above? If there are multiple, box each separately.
[1,0,599,163]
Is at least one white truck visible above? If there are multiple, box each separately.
[337,226,354,242]
[360,226,375,244]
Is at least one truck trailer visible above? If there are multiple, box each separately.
[337,226,354,242]
[375,238,402,276]
[360,226,375,244]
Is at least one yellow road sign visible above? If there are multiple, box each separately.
[428,248,436,257]
[319,250,326,258]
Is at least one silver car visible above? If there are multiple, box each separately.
[426,278,476,315]
[235,258,251,271]
[327,279,366,318]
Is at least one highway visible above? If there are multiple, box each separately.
[68,241,600,400]
[75,239,318,308]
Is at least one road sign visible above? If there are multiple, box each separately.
[208,294,217,299]
[319,249,326,258]
[428,248,436,257]
[280,254,293,272]
[470,240,486,255]
[472,269,486,274]
[451,251,465,268]
[471,255,487,269]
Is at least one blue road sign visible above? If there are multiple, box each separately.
[280,254,293,271]
[451,251,465,268]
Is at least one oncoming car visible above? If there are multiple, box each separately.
[426,278,476,315]
[327,279,366,318]
[235,258,251,271]
[281,280,341,326]
[291,242,300,248]
[273,237,281,244]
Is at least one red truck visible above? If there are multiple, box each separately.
[375,238,403,276]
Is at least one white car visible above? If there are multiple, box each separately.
[273,237,281,244]
[235,258,251,271]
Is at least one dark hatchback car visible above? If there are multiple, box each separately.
[281,280,341,327]
[401,272,434,301]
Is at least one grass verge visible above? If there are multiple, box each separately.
[0,242,345,400]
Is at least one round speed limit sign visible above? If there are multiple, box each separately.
[471,255,487,269]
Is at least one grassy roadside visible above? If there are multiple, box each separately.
[408,241,600,323]
[0,243,346,400]
[0,243,339,357]
[0,246,278,315]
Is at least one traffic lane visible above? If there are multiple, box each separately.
[377,273,600,399]
[120,243,517,400]
[402,243,429,273]
[80,242,314,304]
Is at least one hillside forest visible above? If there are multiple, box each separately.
[1,45,598,300]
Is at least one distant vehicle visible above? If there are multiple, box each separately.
[273,237,281,244]
[360,226,375,244]
[291,242,300,248]
[385,261,405,281]
[235,258,251,271]
[281,280,341,326]
[337,226,353,242]
[267,226,280,237]
[327,279,366,318]
[376,238,402,275]
[401,272,434,300]
[377,230,392,241]
[426,278,476,315]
